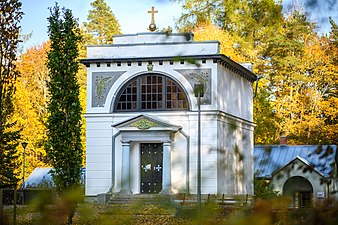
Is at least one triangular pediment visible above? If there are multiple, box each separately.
[112,114,181,131]
[272,156,325,177]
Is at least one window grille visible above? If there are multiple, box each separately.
[115,74,189,111]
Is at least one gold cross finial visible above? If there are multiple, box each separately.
[148,6,158,32]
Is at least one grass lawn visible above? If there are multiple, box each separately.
[2,197,338,225]
[3,202,215,225]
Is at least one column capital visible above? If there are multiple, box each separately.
[163,142,171,147]
[121,140,130,146]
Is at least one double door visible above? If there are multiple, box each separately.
[140,143,163,194]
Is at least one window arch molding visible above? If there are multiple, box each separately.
[112,73,191,112]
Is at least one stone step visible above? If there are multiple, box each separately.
[106,193,253,206]
[108,194,172,205]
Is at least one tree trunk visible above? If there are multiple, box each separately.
[13,188,17,225]
[0,188,3,224]
[67,208,75,225]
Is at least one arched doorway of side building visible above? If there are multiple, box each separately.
[283,176,313,208]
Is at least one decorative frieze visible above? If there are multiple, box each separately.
[175,68,212,105]
[92,71,126,107]
[131,119,158,129]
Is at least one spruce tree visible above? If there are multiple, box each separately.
[83,0,121,44]
[329,17,338,65]
[0,0,23,221]
[0,0,23,186]
[45,3,83,194]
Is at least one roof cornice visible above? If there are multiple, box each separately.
[80,54,258,83]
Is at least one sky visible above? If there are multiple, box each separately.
[20,0,338,50]
[20,0,182,49]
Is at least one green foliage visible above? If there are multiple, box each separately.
[83,0,121,44]
[176,0,338,145]
[329,17,338,48]
[177,0,283,60]
[222,0,283,37]
[45,3,83,194]
[254,82,280,144]
[254,178,278,200]
[5,196,338,225]
[262,11,312,129]
[0,125,21,186]
[176,0,224,31]
[328,17,338,66]
[0,0,23,187]
[220,0,283,61]
[259,10,338,144]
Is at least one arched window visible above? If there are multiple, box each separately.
[115,74,189,111]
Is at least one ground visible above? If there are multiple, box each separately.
[2,197,338,225]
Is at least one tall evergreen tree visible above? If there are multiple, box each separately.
[261,10,319,144]
[176,0,223,31]
[83,0,121,44]
[329,17,338,44]
[176,0,282,60]
[0,0,23,187]
[328,17,338,66]
[0,0,23,221]
[319,18,338,144]
[46,3,83,194]
[176,0,283,144]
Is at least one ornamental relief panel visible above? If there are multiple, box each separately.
[174,68,212,105]
[131,119,158,129]
[92,71,126,107]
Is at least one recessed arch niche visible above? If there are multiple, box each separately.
[113,73,190,112]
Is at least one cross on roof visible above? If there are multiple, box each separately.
[148,6,158,24]
[148,6,158,32]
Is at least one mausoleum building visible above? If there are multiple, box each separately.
[81,32,258,201]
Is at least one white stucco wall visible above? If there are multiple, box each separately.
[188,113,218,194]
[216,115,254,195]
[87,33,219,59]
[216,64,253,121]
[271,159,329,206]
[85,116,113,196]
[214,61,254,196]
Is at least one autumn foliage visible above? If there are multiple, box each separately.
[179,0,338,145]
[4,0,338,186]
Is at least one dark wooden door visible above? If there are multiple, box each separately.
[140,143,163,194]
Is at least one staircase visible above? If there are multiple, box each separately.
[108,194,173,205]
